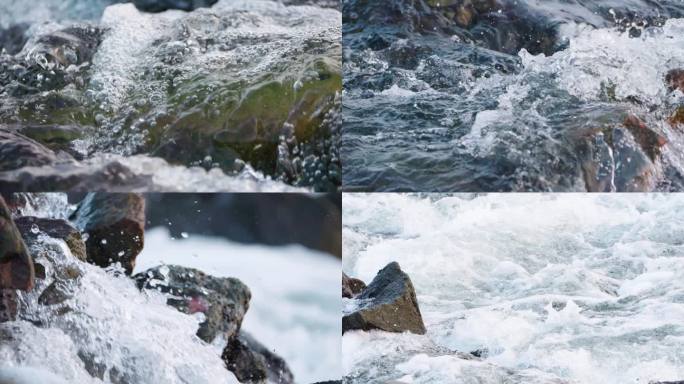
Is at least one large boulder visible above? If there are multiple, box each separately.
[70,193,145,274]
[342,272,365,298]
[134,265,251,342]
[14,216,87,261]
[222,331,294,384]
[0,196,34,292]
[343,262,426,335]
[132,0,218,12]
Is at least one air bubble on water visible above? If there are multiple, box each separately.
[30,224,40,234]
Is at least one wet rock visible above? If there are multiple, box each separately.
[1,26,103,97]
[38,280,75,306]
[669,106,684,128]
[222,331,294,384]
[623,114,667,161]
[343,262,426,335]
[33,26,104,68]
[70,193,145,274]
[15,216,87,261]
[0,289,18,322]
[132,0,218,12]
[0,23,30,55]
[134,265,251,342]
[0,196,34,291]
[0,129,59,172]
[666,69,684,93]
[33,262,46,280]
[78,350,106,380]
[342,272,366,298]
[0,156,156,193]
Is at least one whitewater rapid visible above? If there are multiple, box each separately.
[0,194,340,384]
[343,193,684,383]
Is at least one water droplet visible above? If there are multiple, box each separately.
[30,224,40,234]
[101,239,108,245]
[117,251,125,257]
[181,232,189,239]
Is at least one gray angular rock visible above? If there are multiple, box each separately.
[343,262,426,335]
[15,216,87,261]
[222,331,294,384]
[0,195,34,291]
[70,193,145,274]
[134,265,251,343]
[342,272,365,298]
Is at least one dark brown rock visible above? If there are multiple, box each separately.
[134,265,251,343]
[343,262,426,335]
[222,332,294,384]
[623,114,667,161]
[70,193,145,275]
[15,216,87,261]
[666,69,684,93]
[0,196,34,291]
[342,272,366,298]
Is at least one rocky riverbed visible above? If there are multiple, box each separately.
[0,0,341,192]
[0,192,341,383]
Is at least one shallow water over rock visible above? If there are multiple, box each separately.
[0,0,341,191]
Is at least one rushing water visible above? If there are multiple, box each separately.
[1,194,341,383]
[0,0,341,192]
[342,0,684,192]
[343,193,684,383]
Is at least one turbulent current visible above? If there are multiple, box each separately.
[0,0,341,192]
[343,193,684,383]
[343,0,684,191]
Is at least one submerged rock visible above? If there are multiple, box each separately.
[70,193,145,274]
[134,265,251,342]
[342,272,365,298]
[222,331,294,384]
[0,196,34,291]
[343,262,426,335]
[132,0,218,12]
[623,114,667,161]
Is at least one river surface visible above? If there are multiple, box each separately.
[343,193,684,383]
[342,0,684,191]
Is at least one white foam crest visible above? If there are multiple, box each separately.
[521,19,684,104]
